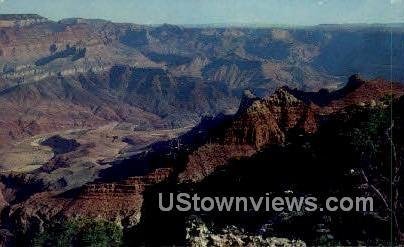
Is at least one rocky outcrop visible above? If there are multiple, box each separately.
[186,216,306,247]
[179,88,318,183]
[79,167,172,200]
[6,168,173,233]
[226,88,317,148]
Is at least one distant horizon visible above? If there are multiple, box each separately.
[0,0,403,26]
[1,13,404,28]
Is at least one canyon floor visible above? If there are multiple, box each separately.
[0,122,190,171]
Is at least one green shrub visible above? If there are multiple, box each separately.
[32,218,123,247]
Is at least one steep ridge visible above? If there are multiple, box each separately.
[178,88,318,182]
[288,74,404,112]
[177,75,402,183]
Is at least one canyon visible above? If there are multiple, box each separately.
[1,15,404,147]
[0,14,403,246]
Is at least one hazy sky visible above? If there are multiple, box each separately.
[0,0,403,25]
